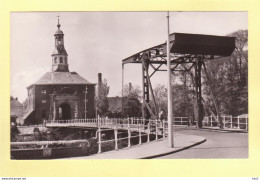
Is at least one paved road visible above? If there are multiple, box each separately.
[156,127,248,159]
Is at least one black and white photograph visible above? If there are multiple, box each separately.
[10,11,248,160]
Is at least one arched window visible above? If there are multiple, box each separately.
[60,57,63,63]
[58,37,62,44]
[55,37,58,45]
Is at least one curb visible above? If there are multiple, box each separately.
[200,127,248,133]
[141,138,206,159]
[177,126,248,133]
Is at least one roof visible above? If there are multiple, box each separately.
[10,99,24,117]
[11,99,23,107]
[54,29,64,35]
[28,72,96,88]
[122,33,235,64]
[170,33,235,56]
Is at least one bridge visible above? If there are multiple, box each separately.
[45,115,248,131]
[44,116,247,153]
[11,116,247,159]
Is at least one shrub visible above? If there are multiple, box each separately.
[11,125,20,142]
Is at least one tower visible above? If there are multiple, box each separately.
[52,16,69,72]
[23,16,96,125]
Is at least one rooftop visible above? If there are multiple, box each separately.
[54,29,64,35]
[27,72,95,88]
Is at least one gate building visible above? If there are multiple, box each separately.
[23,18,96,125]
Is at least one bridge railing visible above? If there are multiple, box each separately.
[96,119,167,153]
[173,117,189,126]
[47,118,150,128]
[203,115,248,131]
[44,118,168,155]
[46,116,190,125]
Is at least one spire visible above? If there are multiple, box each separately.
[52,14,69,72]
[57,14,61,29]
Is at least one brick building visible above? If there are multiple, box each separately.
[23,18,96,125]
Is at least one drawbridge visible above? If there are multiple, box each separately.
[122,33,235,128]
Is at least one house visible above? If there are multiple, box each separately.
[10,98,24,125]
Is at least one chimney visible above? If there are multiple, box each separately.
[129,82,132,92]
[98,73,102,85]
[98,73,102,97]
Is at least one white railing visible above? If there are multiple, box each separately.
[173,117,189,126]
[47,117,189,128]
[202,115,248,131]
[96,119,167,153]
[45,118,167,154]
[47,118,141,127]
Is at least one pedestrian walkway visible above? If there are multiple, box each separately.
[65,133,206,159]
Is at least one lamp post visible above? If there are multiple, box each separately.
[84,86,88,119]
[167,11,174,148]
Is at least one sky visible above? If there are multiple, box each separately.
[10,11,248,102]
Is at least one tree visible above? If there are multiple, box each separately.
[172,74,194,117]
[154,84,168,116]
[122,83,142,118]
[97,78,110,117]
[203,29,248,116]
[10,96,14,102]
[154,76,194,119]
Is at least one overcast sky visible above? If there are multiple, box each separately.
[10,11,247,102]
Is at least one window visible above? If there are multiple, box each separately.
[58,37,62,44]
[58,107,62,119]
[54,57,57,64]
[65,57,67,64]
[60,57,63,63]
[41,89,46,95]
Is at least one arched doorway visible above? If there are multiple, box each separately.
[59,103,71,120]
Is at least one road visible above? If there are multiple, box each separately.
[156,127,248,159]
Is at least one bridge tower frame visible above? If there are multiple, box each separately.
[122,33,235,128]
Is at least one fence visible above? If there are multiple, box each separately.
[203,115,248,131]
[96,119,166,154]
[11,148,43,159]
[173,117,189,126]
[12,119,167,158]
[46,117,190,128]
[45,117,190,154]
[11,139,91,159]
